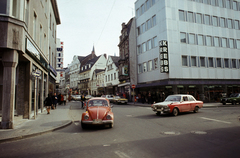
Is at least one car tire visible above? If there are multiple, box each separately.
[156,111,161,116]
[172,108,178,116]
[232,101,236,105]
[222,102,226,105]
[109,122,114,128]
[193,106,199,113]
[81,122,87,129]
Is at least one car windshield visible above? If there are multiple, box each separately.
[230,93,238,97]
[164,96,181,102]
[115,96,124,99]
[88,100,108,107]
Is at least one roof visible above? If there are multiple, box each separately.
[80,56,101,73]
[110,56,120,67]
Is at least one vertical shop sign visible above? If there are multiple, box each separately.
[159,40,169,73]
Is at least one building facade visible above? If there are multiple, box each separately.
[135,0,240,103]
[0,0,60,128]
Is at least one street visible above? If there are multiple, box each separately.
[0,101,240,158]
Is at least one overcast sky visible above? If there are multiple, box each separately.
[57,0,136,67]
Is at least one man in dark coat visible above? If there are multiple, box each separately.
[44,94,53,114]
[52,92,58,109]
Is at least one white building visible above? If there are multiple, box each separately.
[135,0,240,102]
[105,56,120,95]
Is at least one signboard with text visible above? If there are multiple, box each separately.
[159,40,169,73]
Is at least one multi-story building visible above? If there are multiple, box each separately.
[69,55,82,93]
[89,69,105,96]
[0,0,60,128]
[135,0,240,102]
[79,54,107,95]
[118,18,137,100]
[105,56,120,95]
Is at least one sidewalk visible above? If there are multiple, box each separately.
[0,104,72,144]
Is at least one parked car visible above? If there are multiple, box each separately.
[85,95,92,100]
[81,97,114,129]
[113,96,128,104]
[151,94,203,116]
[74,95,81,101]
[102,95,114,103]
[221,93,240,105]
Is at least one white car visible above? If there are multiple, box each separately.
[104,95,114,103]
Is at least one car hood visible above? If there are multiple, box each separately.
[153,101,177,106]
[88,106,109,120]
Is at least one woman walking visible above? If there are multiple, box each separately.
[44,94,53,114]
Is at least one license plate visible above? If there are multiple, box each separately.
[121,101,125,103]
[157,108,164,112]
[93,119,102,124]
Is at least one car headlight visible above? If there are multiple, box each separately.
[84,115,89,120]
[106,115,112,120]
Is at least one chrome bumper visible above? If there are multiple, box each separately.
[82,120,113,125]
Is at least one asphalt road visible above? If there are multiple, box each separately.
[1,102,240,158]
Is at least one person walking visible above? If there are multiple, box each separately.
[81,94,86,109]
[63,94,67,105]
[52,92,58,109]
[44,94,53,114]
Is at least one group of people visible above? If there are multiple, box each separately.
[44,93,67,114]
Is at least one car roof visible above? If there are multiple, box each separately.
[88,97,108,101]
[169,94,194,97]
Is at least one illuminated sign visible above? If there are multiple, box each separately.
[159,40,169,73]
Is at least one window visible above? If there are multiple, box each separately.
[182,56,188,66]
[214,37,220,47]
[179,10,185,21]
[219,0,224,7]
[138,64,142,73]
[212,16,218,26]
[180,32,187,43]
[222,38,227,47]
[226,0,231,9]
[152,15,156,26]
[198,35,204,45]
[188,12,194,22]
[211,0,216,6]
[137,27,141,36]
[203,0,209,4]
[229,39,234,48]
[153,36,158,47]
[217,58,222,67]
[141,4,145,15]
[189,34,195,44]
[196,14,203,24]
[235,20,239,30]
[147,39,152,50]
[220,17,226,27]
[227,19,233,29]
[141,23,146,33]
[232,59,237,68]
[233,1,238,10]
[206,36,212,46]
[143,63,147,72]
[136,8,140,17]
[108,75,110,81]
[152,0,155,5]
[237,40,240,49]
[142,43,146,52]
[146,0,151,10]
[147,19,152,30]
[208,58,214,67]
[33,12,37,41]
[191,56,197,66]
[137,45,142,55]
[204,15,210,25]
[148,60,153,71]
[200,57,206,67]
[154,58,158,69]
[114,73,116,80]
[224,59,229,68]
[111,74,113,81]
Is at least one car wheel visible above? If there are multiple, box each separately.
[194,106,199,113]
[222,102,226,105]
[232,101,236,105]
[81,122,87,129]
[156,111,161,116]
[172,108,178,116]
[109,122,114,128]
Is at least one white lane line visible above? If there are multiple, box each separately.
[115,151,131,158]
[200,117,232,124]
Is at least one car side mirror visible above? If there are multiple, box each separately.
[111,105,113,108]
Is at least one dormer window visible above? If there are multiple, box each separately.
[81,67,83,71]
[89,64,91,68]
[85,65,87,69]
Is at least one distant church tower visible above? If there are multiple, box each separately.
[91,45,95,58]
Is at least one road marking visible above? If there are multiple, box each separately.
[115,151,131,158]
[200,117,232,124]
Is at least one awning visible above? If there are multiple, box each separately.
[118,82,130,87]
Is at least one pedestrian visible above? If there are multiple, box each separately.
[52,92,58,109]
[63,94,67,105]
[61,94,64,105]
[44,94,53,114]
[81,94,86,109]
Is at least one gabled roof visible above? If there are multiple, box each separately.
[78,56,85,62]
[80,56,101,73]
[110,56,120,67]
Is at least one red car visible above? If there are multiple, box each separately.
[151,94,203,116]
[81,97,114,129]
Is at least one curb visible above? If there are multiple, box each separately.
[0,120,72,144]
